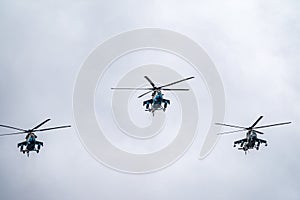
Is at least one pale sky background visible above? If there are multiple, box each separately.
[0,0,299,200]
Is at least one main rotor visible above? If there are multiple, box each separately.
[0,119,71,137]
[215,116,291,135]
[111,76,195,98]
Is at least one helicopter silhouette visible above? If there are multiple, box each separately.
[112,76,194,116]
[0,119,71,157]
[216,116,291,154]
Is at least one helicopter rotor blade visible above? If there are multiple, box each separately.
[161,88,189,91]
[253,122,291,130]
[32,118,51,130]
[159,76,194,89]
[144,76,156,88]
[0,131,27,137]
[0,124,26,132]
[253,130,264,134]
[217,129,246,135]
[250,116,263,128]
[215,123,247,129]
[138,91,153,98]
[34,125,71,132]
[111,87,153,90]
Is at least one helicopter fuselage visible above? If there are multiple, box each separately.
[143,91,170,115]
[246,131,257,147]
[18,132,43,156]
[235,131,267,154]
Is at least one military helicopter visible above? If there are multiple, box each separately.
[111,76,194,115]
[216,116,291,154]
[0,119,71,157]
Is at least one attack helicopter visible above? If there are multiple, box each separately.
[111,76,194,115]
[0,119,71,157]
[216,116,291,154]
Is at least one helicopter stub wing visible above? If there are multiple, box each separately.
[17,141,27,148]
[257,138,267,144]
[35,141,43,147]
[143,99,153,106]
[162,99,170,104]
[234,138,247,145]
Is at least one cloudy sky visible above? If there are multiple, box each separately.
[0,0,299,199]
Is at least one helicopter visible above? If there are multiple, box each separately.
[216,116,291,154]
[111,76,194,115]
[0,119,71,157]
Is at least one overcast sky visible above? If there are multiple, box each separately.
[0,0,299,200]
